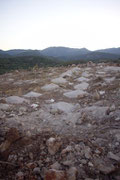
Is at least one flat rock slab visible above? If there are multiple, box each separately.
[14,80,33,85]
[49,101,75,113]
[61,67,81,78]
[66,112,82,124]
[97,71,106,75]
[104,77,115,83]
[51,77,67,84]
[0,103,11,110]
[64,90,87,98]
[6,96,29,104]
[41,83,59,91]
[74,82,89,90]
[82,72,90,77]
[104,66,120,72]
[76,77,90,82]
[82,106,108,118]
[24,91,42,98]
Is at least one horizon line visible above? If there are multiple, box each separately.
[1,46,120,51]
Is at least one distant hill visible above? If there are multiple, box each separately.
[6,49,42,57]
[96,48,120,55]
[0,47,120,61]
[15,50,42,57]
[41,47,90,58]
[80,51,120,61]
[0,46,120,74]
[6,49,27,56]
[0,50,11,58]
[41,47,120,60]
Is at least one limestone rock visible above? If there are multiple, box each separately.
[46,137,62,155]
[16,171,24,180]
[61,146,72,155]
[33,167,41,175]
[50,162,61,170]
[50,102,75,114]
[94,158,115,174]
[24,91,42,98]
[115,134,120,141]
[107,152,120,161]
[104,66,120,72]
[51,77,67,84]
[84,146,91,159]
[76,77,90,82]
[62,160,73,167]
[6,96,29,104]
[0,103,11,110]
[61,67,81,78]
[64,90,87,98]
[41,83,59,91]
[74,82,89,90]
[82,72,90,77]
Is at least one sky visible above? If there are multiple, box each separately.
[0,0,120,50]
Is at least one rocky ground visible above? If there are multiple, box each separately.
[0,62,120,180]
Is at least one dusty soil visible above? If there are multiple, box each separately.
[0,63,120,180]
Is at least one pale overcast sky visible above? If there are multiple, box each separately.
[0,0,120,50]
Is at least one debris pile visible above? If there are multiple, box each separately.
[0,63,120,179]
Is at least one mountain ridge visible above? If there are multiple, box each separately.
[0,47,120,60]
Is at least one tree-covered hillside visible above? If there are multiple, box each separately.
[0,55,120,75]
[0,56,60,74]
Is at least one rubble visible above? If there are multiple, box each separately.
[107,151,120,161]
[93,158,115,174]
[67,167,78,180]
[0,63,120,179]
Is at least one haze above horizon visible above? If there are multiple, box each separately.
[0,0,120,51]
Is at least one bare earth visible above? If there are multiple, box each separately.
[0,63,120,179]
